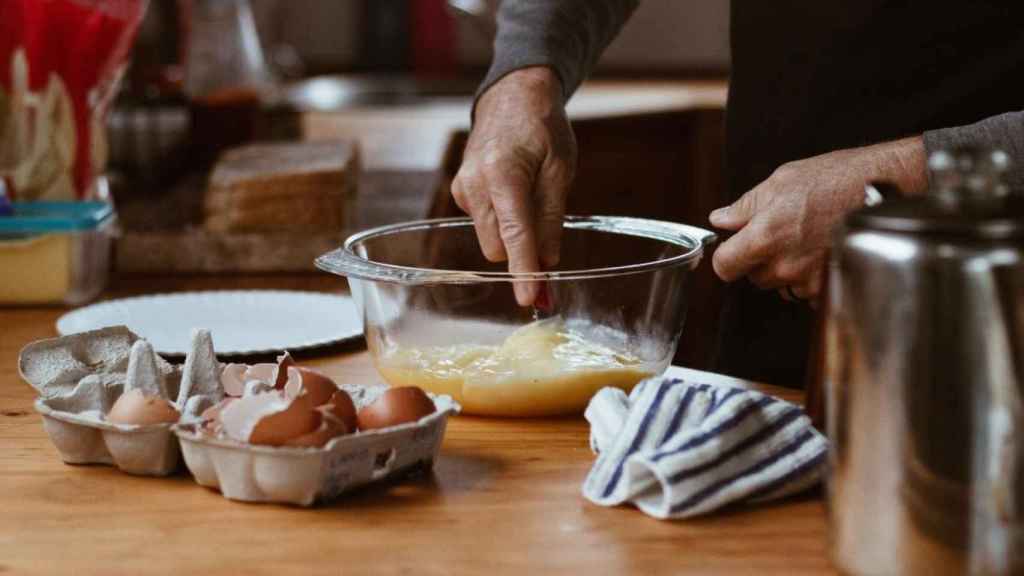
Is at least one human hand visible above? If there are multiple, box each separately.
[709,136,927,303]
[451,66,577,305]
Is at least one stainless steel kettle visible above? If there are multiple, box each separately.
[826,148,1023,575]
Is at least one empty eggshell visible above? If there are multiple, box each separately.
[219,390,318,446]
[107,388,181,425]
[325,389,357,432]
[283,367,338,406]
[283,410,348,448]
[220,364,248,397]
[244,379,275,396]
[356,387,436,431]
[272,352,296,390]
[244,363,276,384]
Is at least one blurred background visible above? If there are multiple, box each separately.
[243,0,729,76]
[107,0,731,369]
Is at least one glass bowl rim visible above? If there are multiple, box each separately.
[315,215,717,284]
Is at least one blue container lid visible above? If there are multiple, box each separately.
[0,201,115,233]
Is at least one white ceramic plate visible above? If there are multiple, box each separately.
[56,290,363,356]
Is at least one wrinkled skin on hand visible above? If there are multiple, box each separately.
[710,136,928,304]
[452,67,577,305]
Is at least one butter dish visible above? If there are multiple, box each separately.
[0,201,117,305]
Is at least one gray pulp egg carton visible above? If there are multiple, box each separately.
[19,326,223,476]
[173,385,459,506]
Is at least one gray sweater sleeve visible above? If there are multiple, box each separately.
[477,0,640,102]
[924,111,1024,189]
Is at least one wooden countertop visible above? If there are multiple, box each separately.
[0,275,835,575]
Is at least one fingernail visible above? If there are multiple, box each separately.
[709,207,728,224]
[513,281,533,307]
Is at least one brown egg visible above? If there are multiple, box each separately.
[106,389,181,425]
[249,392,318,446]
[284,410,349,448]
[356,387,436,431]
[324,389,357,432]
[300,367,340,404]
[220,390,319,446]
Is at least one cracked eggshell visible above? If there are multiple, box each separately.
[219,390,319,446]
[244,379,275,396]
[173,383,460,506]
[244,363,276,384]
[324,389,357,432]
[297,367,339,406]
[283,366,338,406]
[272,352,296,390]
[220,364,248,397]
[284,410,348,448]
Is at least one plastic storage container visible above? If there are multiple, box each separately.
[0,201,116,305]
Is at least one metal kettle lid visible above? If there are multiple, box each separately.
[848,148,1024,239]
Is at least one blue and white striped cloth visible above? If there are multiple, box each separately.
[582,377,828,519]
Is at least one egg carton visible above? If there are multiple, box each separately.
[173,384,459,506]
[19,326,221,476]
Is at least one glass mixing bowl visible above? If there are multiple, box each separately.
[316,216,716,416]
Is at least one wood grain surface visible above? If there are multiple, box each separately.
[0,274,836,575]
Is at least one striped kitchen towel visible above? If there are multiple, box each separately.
[582,377,828,519]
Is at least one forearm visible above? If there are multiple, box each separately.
[478,0,639,104]
[924,111,1024,189]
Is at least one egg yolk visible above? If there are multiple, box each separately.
[374,319,652,416]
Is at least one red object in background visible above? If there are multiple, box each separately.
[0,0,146,198]
[410,0,457,77]
[533,281,553,313]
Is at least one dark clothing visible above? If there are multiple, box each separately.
[480,0,1024,387]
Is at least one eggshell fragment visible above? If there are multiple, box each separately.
[272,352,296,390]
[283,366,339,406]
[244,363,276,384]
[244,379,274,396]
[325,389,357,432]
[220,364,248,397]
[283,411,348,448]
[356,387,436,431]
[107,388,181,425]
[219,391,318,446]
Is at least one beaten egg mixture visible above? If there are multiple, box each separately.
[375,319,652,416]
